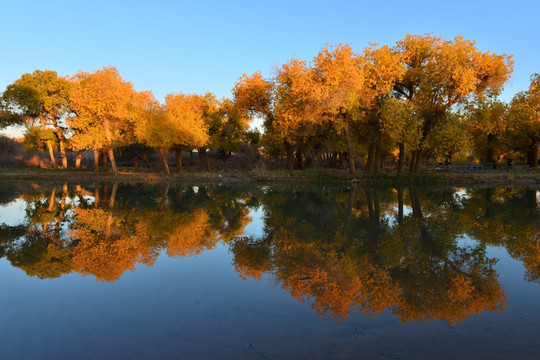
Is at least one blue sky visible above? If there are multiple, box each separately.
[1,0,538,133]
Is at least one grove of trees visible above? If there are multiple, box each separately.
[1,34,538,173]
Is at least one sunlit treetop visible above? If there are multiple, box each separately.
[273,58,320,136]
[69,66,136,122]
[363,44,405,99]
[311,43,368,112]
[68,66,139,151]
[233,71,274,119]
[163,92,210,149]
[1,69,70,120]
[394,34,514,110]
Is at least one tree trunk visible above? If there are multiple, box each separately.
[47,141,56,168]
[485,134,497,168]
[93,149,99,172]
[198,148,206,165]
[527,146,539,168]
[413,148,423,173]
[59,141,68,169]
[285,142,294,170]
[156,147,170,174]
[175,149,183,172]
[373,137,381,173]
[39,114,56,168]
[409,150,416,173]
[52,118,67,169]
[101,150,108,171]
[295,147,303,170]
[343,120,355,175]
[75,151,82,169]
[365,143,374,173]
[102,117,118,175]
[397,143,405,173]
[132,155,138,169]
[107,148,118,174]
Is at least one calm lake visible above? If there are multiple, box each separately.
[0,182,539,359]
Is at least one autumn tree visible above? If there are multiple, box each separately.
[233,72,273,122]
[272,58,323,169]
[163,93,210,172]
[311,44,367,174]
[1,70,71,168]
[132,91,172,173]
[393,34,513,172]
[466,97,508,167]
[69,66,138,174]
[360,45,405,172]
[427,111,472,164]
[233,70,320,169]
[193,92,221,166]
[380,98,422,172]
[213,98,251,156]
[505,74,540,167]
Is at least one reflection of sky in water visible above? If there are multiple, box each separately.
[0,198,26,226]
[243,205,265,239]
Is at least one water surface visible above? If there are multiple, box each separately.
[0,182,539,359]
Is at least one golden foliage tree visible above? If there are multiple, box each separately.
[1,70,71,168]
[505,74,540,167]
[163,93,211,172]
[69,66,138,174]
[311,44,367,174]
[393,34,513,172]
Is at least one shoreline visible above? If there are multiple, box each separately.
[0,167,539,185]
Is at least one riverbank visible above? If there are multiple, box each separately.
[0,167,539,185]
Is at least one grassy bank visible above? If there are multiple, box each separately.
[0,166,539,185]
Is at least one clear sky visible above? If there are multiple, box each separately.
[1,0,538,133]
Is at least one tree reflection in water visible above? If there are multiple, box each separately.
[1,182,538,325]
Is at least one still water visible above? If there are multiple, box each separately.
[0,182,538,359]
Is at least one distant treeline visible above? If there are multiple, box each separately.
[1,34,538,174]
